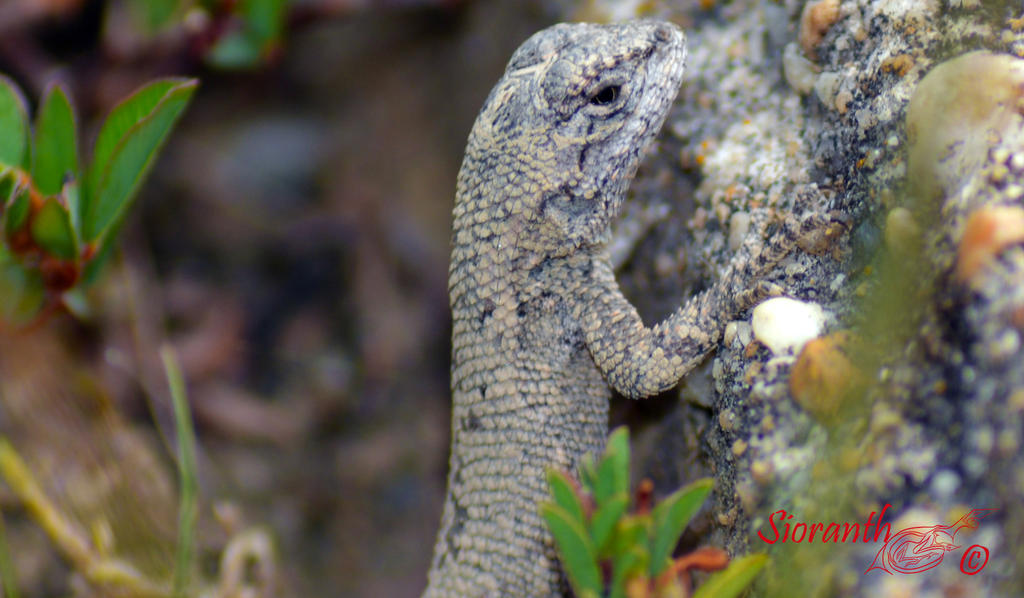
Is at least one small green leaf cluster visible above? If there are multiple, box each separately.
[541,427,768,598]
[0,76,197,324]
[126,0,289,69]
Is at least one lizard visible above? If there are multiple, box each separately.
[424,19,822,598]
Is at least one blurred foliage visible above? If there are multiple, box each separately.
[0,332,278,598]
[0,1,565,595]
[0,75,195,326]
[124,0,289,69]
[542,427,767,598]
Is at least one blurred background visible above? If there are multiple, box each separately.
[0,1,724,598]
[0,0,640,596]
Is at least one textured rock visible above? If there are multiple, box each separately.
[585,1,1024,596]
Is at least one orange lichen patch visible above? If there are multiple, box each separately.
[724,184,741,203]
[790,331,864,420]
[1013,304,1024,329]
[955,205,1024,285]
[881,53,915,77]
[1009,16,1024,32]
[743,339,762,359]
[834,89,853,114]
[699,0,716,10]
[799,0,840,60]
[742,360,763,385]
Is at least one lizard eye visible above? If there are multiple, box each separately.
[589,85,621,106]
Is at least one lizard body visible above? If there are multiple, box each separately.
[425,20,802,598]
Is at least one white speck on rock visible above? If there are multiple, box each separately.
[814,71,841,108]
[783,42,818,94]
[751,297,827,355]
[873,0,939,21]
[728,211,752,250]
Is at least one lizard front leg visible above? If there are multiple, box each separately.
[578,210,812,399]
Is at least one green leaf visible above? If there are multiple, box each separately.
[578,453,598,495]
[0,168,17,204]
[609,517,650,598]
[590,493,628,556]
[31,197,76,259]
[595,428,630,505]
[85,78,188,218]
[691,553,768,598]
[611,515,649,562]
[609,545,647,598]
[540,503,602,598]
[31,84,78,196]
[649,478,713,577]
[547,470,585,526]
[4,188,30,237]
[0,76,29,168]
[89,79,180,182]
[606,427,630,497]
[62,179,82,241]
[83,79,197,242]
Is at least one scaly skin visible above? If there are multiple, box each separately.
[425,20,801,598]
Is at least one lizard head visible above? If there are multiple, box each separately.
[462,20,686,254]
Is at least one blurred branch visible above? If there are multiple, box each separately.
[0,438,172,597]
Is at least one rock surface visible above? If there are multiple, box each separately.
[582,0,1024,595]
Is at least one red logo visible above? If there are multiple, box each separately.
[865,508,995,575]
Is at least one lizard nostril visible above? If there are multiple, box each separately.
[654,24,673,43]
